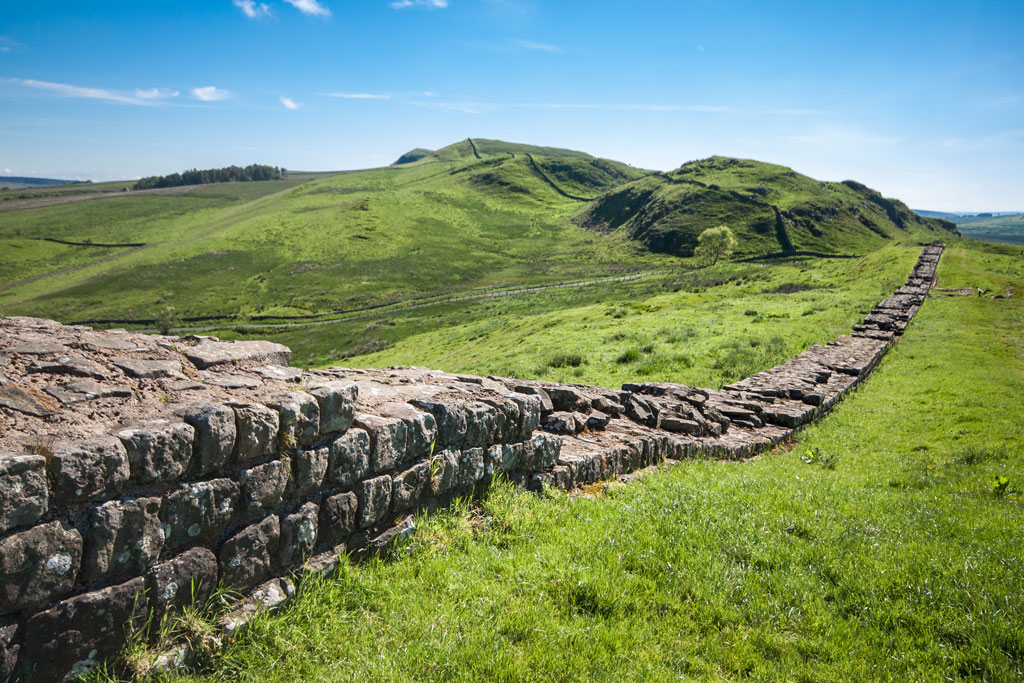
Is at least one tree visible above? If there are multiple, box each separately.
[693,225,737,266]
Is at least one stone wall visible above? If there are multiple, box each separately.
[0,244,943,682]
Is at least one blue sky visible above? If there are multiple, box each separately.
[1,0,1022,211]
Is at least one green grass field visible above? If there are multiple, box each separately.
[954,213,1024,246]
[92,241,1023,683]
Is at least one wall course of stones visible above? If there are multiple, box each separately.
[0,244,943,681]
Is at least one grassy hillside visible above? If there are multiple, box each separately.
[953,213,1024,245]
[579,156,958,257]
[0,143,666,325]
[98,242,1024,683]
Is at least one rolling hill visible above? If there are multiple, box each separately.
[578,156,957,257]
[0,140,958,333]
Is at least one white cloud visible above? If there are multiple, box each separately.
[391,0,447,9]
[423,91,437,97]
[135,87,180,99]
[327,92,391,99]
[192,86,230,101]
[284,0,331,16]
[3,168,11,174]
[7,78,151,105]
[280,96,301,110]
[513,39,559,52]
[233,0,272,18]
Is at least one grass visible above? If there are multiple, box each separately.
[84,242,1024,682]
[953,213,1024,246]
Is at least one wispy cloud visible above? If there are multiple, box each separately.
[513,39,559,52]
[326,92,391,100]
[192,86,231,101]
[280,96,301,110]
[940,129,1024,150]
[233,0,272,19]
[3,168,12,175]
[284,0,331,16]
[391,0,448,9]
[0,36,23,53]
[135,87,180,100]
[6,78,152,105]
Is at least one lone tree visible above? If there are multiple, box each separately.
[694,225,737,266]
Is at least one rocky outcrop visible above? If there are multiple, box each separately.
[0,244,943,681]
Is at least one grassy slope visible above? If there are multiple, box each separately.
[111,242,1024,683]
[579,156,957,257]
[954,213,1024,245]
[320,243,919,387]
[0,143,666,323]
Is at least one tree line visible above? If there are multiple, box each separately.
[133,164,284,190]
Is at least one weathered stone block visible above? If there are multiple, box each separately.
[0,453,47,533]
[145,547,218,626]
[392,461,430,512]
[0,521,82,616]
[519,433,562,471]
[354,414,407,473]
[230,401,279,463]
[327,428,369,488]
[432,448,460,495]
[269,391,319,449]
[463,401,500,447]
[0,616,18,682]
[220,577,291,637]
[410,399,466,447]
[160,478,239,550]
[357,475,392,528]
[49,436,130,503]
[117,419,195,484]
[319,492,357,546]
[83,496,164,582]
[378,402,437,459]
[111,357,182,379]
[279,502,318,567]
[19,577,147,683]
[308,381,358,435]
[183,338,291,369]
[292,446,328,497]
[458,447,486,489]
[176,403,236,475]
[240,459,290,514]
[219,515,280,591]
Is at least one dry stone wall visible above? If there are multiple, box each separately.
[0,244,943,682]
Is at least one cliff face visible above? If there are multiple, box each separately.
[0,244,943,682]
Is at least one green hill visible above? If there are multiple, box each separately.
[578,156,958,257]
[952,213,1024,245]
[0,141,958,336]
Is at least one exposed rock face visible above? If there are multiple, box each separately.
[0,244,944,682]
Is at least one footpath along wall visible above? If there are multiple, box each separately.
[0,244,943,682]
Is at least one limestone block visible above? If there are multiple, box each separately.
[463,401,500,448]
[326,428,370,488]
[308,381,358,435]
[230,402,279,463]
[292,446,329,498]
[49,436,130,503]
[0,453,47,533]
[354,414,407,474]
[268,391,319,449]
[145,547,218,626]
[160,478,239,550]
[28,355,107,379]
[432,448,460,495]
[83,496,164,582]
[506,392,543,440]
[219,577,291,637]
[240,460,290,514]
[219,515,280,591]
[357,475,392,528]
[19,577,147,683]
[519,433,562,471]
[409,399,466,447]
[319,492,357,546]
[117,419,195,484]
[458,447,486,490]
[392,461,430,512]
[111,357,182,379]
[183,339,291,369]
[279,502,319,567]
[0,521,82,616]
[377,402,437,459]
[176,403,236,475]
